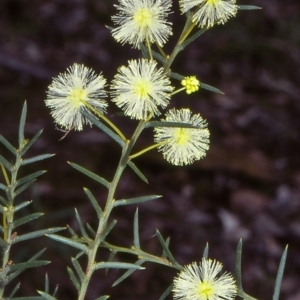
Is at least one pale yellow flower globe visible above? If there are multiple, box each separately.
[173,259,237,300]
[179,0,238,28]
[111,0,173,48]
[154,108,210,166]
[111,59,173,120]
[45,63,108,131]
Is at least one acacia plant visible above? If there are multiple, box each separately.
[0,1,287,300]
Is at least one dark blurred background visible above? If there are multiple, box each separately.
[0,0,300,299]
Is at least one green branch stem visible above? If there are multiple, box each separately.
[0,146,24,298]
[164,14,196,72]
[76,21,201,295]
[102,241,182,270]
[77,121,148,300]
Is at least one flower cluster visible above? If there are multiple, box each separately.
[111,58,173,120]
[111,0,173,48]
[45,63,107,131]
[179,0,238,28]
[154,108,210,166]
[173,259,237,300]
[181,76,200,94]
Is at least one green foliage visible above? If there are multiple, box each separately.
[0,102,60,299]
[273,246,288,300]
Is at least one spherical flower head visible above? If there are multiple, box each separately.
[179,0,238,28]
[173,259,237,300]
[154,108,210,166]
[110,58,174,120]
[45,63,108,131]
[111,0,173,48]
[181,76,200,94]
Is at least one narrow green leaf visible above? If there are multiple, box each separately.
[7,248,47,283]
[95,262,144,271]
[0,135,16,154]
[273,245,288,300]
[238,291,258,300]
[13,212,44,229]
[86,223,96,237]
[69,162,109,188]
[105,251,117,275]
[133,209,140,249]
[14,200,32,212]
[238,5,262,10]
[14,179,36,197]
[203,243,209,259]
[102,220,117,241]
[0,187,7,195]
[53,285,59,297]
[74,208,89,239]
[94,296,110,300]
[151,49,165,64]
[46,234,88,253]
[127,161,148,184]
[9,297,44,300]
[21,129,43,156]
[114,195,161,207]
[19,101,27,145]
[108,251,116,263]
[146,121,201,129]
[81,110,125,147]
[159,283,173,300]
[156,230,177,266]
[75,251,85,260]
[140,42,150,60]
[28,248,47,261]
[31,248,48,261]
[169,72,185,81]
[13,227,65,244]
[37,291,57,300]
[9,282,21,298]
[0,237,8,250]
[162,237,170,259]
[45,273,49,293]
[52,284,59,297]
[16,171,46,187]
[0,154,12,172]
[83,188,103,219]
[201,83,224,94]
[235,238,243,292]
[112,259,146,287]
[67,225,78,238]
[67,267,80,292]
[180,28,207,50]
[21,154,54,166]
[9,260,50,272]
[71,257,85,283]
